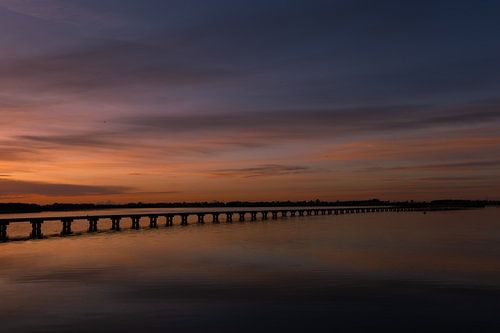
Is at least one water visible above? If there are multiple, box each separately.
[1,208,500,332]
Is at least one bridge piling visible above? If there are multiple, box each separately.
[131,216,141,230]
[165,215,174,226]
[61,218,73,235]
[0,223,8,241]
[30,220,43,239]
[251,212,257,221]
[88,218,98,232]
[149,216,158,228]
[111,217,121,231]
[212,213,220,223]
[226,213,233,223]
[197,214,205,224]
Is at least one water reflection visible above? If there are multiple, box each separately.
[1,208,500,331]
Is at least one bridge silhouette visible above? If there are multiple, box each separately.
[0,206,416,242]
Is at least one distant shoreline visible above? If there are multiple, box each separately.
[1,199,498,215]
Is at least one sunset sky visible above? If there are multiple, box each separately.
[1,0,499,203]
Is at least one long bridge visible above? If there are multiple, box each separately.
[0,206,416,242]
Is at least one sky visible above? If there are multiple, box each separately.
[1,0,500,203]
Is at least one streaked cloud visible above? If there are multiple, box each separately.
[0,39,238,97]
[211,165,310,178]
[0,179,132,197]
[317,136,500,162]
[14,131,132,151]
[363,159,500,173]
[120,101,500,139]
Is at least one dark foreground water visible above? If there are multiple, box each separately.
[1,208,500,332]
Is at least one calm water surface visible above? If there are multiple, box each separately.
[1,208,500,332]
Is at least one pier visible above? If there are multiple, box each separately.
[0,206,416,242]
